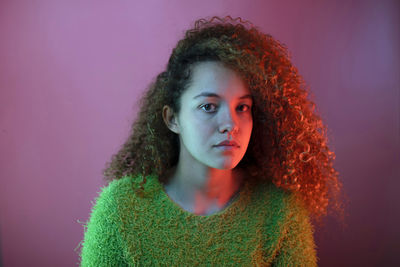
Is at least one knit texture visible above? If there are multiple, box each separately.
[78,174,317,266]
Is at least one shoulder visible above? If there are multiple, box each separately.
[97,173,159,198]
[86,176,133,219]
[89,175,150,215]
[95,176,135,203]
[249,179,310,220]
[91,174,162,213]
[254,180,315,238]
[250,179,289,206]
[266,183,313,232]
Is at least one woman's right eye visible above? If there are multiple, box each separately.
[200,103,217,113]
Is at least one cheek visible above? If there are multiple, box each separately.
[181,116,204,139]
[240,115,253,131]
[184,119,214,146]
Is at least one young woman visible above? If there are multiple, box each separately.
[78,16,344,266]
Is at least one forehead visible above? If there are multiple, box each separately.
[186,61,250,97]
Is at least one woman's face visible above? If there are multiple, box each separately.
[172,61,253,170]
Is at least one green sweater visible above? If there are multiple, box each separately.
[78,175,317,266]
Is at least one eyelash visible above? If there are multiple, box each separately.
[199,103,251,113]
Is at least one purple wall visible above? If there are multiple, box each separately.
[0,0,398,266]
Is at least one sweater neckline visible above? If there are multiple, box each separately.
[158,177,246,218]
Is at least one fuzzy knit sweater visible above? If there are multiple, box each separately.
[78,174,317,266]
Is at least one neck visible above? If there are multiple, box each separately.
[163,164,244,212]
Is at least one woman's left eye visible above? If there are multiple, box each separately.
[238,104,250,112]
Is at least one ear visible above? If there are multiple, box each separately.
[162,105,180,134]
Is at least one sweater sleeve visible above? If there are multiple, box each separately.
[272,196,318,267]
[79,185,129,267]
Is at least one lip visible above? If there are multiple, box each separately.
[214,140,240,147]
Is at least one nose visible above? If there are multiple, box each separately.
[218,106,238,135]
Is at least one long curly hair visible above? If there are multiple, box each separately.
[102,16,346,225]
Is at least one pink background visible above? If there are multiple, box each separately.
[0,0,398,266]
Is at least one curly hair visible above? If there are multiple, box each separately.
[102,16,346,225]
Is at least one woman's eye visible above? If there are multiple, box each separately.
[200,104,251,113]
[200,103,217,112]
[238,104,250,112]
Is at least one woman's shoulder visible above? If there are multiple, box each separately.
[248,178,308,216]
[248,178,287,201]
[98,174,162,204]
[92,175,139,205]
[96,175,135,199]
[102,173,158,192]
[88,174,159,219]
[88,176,132,212]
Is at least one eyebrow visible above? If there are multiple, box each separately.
[193,92,253,100]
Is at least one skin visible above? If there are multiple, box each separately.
[162,61,253,215]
